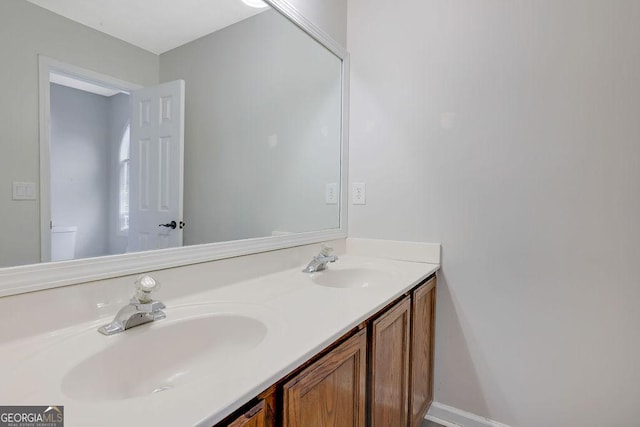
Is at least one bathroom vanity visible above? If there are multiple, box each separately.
[0,241,439,427]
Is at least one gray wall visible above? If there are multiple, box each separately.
[160,10,342,245]
[348,0,640,426]
[0,0,158,267]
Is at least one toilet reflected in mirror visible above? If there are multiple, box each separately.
[50,226,77,261]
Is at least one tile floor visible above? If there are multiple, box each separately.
[423,420,445,427]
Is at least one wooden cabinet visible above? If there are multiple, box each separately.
[226,401,267,427]
[369,296,411,427]
[369,277,437,427]
[282,329,367,427]
[409,277,437,427]
[224,388,276,427]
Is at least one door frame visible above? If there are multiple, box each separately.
[38,55,142,262]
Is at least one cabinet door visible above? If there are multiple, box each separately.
[226,400,266,427]
[283,329,367,427]
[370,296,411,427]
[409,277,437,427]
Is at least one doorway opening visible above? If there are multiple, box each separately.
[39,56,139,262]
[49,72,131,261]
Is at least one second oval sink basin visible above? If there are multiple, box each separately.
[62,311,267,402]
[310,267,394,288]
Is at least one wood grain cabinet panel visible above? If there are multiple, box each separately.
[409,277,437,427]
[370,296,411,427]
[282,329,367,427]
[226,400,266,427]
[224,387,275,427]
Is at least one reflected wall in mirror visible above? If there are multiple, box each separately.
[0,0,343,268]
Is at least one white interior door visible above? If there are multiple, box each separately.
[128,80,185,252]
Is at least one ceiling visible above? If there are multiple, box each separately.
[26,0,269,55]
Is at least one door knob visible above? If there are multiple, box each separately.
[158,221,177,229]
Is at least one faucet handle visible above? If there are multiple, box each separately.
[134,275,160,303]
[320,244,334,257]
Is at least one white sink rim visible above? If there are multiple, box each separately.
[308,265,397,288]
[57,303,274,402]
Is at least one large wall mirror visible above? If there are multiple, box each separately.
[0,0,348,296]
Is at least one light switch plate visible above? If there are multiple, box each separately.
[352,182,366,205]
[325,183,338,204]
[13,182,36,200]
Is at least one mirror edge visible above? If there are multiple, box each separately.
[0,0,349,298]
[0,229,347,297]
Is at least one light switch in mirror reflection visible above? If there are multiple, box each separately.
[0,0,346,277]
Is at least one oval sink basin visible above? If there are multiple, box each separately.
[310,267,394,288]
[61,313,267,402]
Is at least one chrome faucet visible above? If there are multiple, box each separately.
[302,245,338,273]
[98,275,166,335]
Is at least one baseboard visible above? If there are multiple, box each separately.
[426,402,512,427]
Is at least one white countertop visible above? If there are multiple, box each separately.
[0,254,438,426]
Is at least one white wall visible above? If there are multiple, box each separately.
[348,0,640,426]
[50,84,111,259]
[160,10,342,245]
[0,0,158,267]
